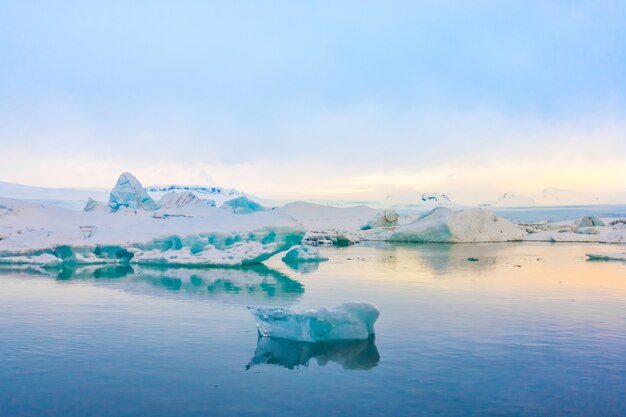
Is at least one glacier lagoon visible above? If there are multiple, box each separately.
[1,242,625,416]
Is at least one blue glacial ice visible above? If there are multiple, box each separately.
[220,196,265,214]
[108,172,159,211]
[249,302,380,342]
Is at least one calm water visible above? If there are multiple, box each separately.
[1,242,625,417]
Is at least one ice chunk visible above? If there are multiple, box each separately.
[389,207,525,243]
[221,196,265,214]
[248,302,379,342]
[83,197,110,212]
[247,336,379,370]
[108,172,158,211]
[282,245,329,263]
[361,210,399,230]
[577,216,605,228]
[302,231,361,246]
[586,252,626,261]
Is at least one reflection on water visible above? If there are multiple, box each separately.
[136,264,304,300]
[283,260,322,274]
[361,241,506,275]
[247,336,380,370]
[0,263,304,301]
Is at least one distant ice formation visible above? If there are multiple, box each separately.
[383,191,453,207]
[281,245,329,263]
[221,196,265,214]
[249,302,380,342]
[0,172,304,267]
[577,216,605,228]
[108,172,159,212]
[157,191,216,209]
[586,252,626,261]
[490,192,536,207]
[387,207,525,243]
[83,197,109,212]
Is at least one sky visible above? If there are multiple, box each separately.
[1,1,625,203]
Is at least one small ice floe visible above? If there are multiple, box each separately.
[248,303,380,342]
[281,245,329,263]
[586,252,626,261]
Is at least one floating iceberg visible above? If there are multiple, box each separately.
[249,302,379,342]
[247,336,379,370]
[108,172,158,211]
[586,252,626,261]
[0,173,304,267]
[388,207,525,243]
[281,245,329,263]
[221,196,265,214]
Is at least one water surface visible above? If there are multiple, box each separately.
[1,242,625,416]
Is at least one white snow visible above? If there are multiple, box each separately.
[278,201,377,231]
[249,302,380,342]
[384,207,526,243]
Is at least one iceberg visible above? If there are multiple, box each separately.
[388,207,526,243]
[247,336,379,370]
[221,196,265,214]
[586,252,626,261]
[248,302,379,342]
[361,210,399,230]
[0,173,305,267]
[577,216,605,228]
[108,172,159,211]
[83,197,110,212]
[281,245,329,263]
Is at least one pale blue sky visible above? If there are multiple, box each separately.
[1,1,625,201]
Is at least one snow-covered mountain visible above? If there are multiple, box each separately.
[490,192,536,207]
[145,184,252,208]
[537,188,602,206]
[382,191,454,207]
[0,181,108,210]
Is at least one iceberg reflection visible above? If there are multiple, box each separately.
[283,260,322,274]
[0,264,304,301]
[247,336,380,370]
